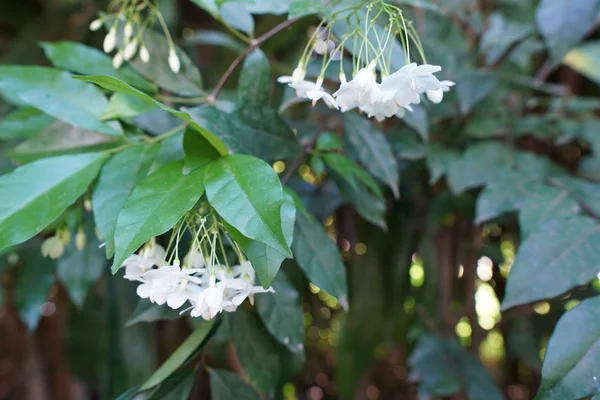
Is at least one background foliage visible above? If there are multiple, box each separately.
[1,0,600,399]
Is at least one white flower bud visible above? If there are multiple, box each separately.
[314,39,327,55]
[124,22,133,41]
[89,18,103,32]
[168,48,180,74]
[83,198,92,212]
[75,228,86,251]
[291,66,306,85]
[41,236,65,260]
[113,51,124,69]
[123,39,138,61]
[426,88,444,104]
[103,28,117,53]
[140,45,150,63]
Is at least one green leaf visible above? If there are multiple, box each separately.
[184,30,245,53]
[563,42,600,88]
[255,273,304,355]
[388,128,426,161]
[536,296,600,400]
[57,220,106,308]
[112,161,206,272]
[139,320,215,391]
[290,190,348,302]
[209,369,260,400]
[0,153,106,251]
[126,299,182,326]
[74,75,228,155]
[456,71,497,114]
[187,105,298,161]
[93,143,161,258]
[231,309,280,393]
[0,66,121,136]
[204,155,291,257]
[447,141,514,194]
[248,0,294,14]
[426,144,459,184]
[316,132,343,151]
[40,41,154,92]
[7,120,121,163]
[519,186,580,238]
[183,127,221,174]
[480,13,533,65]
[409,335,461,396]
[289,0,328,18]
[343,113,399,198]
[238,49,270,106]
[475,153,564,223]
[101,93,158,120]
[503,215,600,310]
[409,335,504,399]
[0,107,54,140]
[147,370,195,400]
[323,153,383,199]
[224,192,295,288]
[233,106,300,161]
[14,250,56,330]
[127,28,203,96]
[535,0,600,64]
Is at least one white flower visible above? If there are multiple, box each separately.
[426,80,455,104]
[333,61,378,111]
[183,249,206,269]
[41,236,64,259]
[381,63,443,107]
[219,262,274,306]
[190,285,226,320]
[290,78,338,109]
[89,18,103,32]
[112,51,124,69]
[122,255,153,281]
[103,27,117,53]
[123,39,138,61]
[137,265,203,309]
[168,48,180,74]
[140,45,150,63]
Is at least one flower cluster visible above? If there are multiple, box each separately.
[121,213,273,320]
[279,61,454,122]
[278,0,455,121]
[89,0,180,73]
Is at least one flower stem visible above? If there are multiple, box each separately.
[208,17,300,103]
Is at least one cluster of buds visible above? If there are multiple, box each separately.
[41,227,86,259]
[89,0,180,73]
[279,0,454,121]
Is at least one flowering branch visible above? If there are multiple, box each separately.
[208,17,300,103]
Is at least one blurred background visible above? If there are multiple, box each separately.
[2,0,600,399]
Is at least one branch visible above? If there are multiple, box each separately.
[208,17,300,103]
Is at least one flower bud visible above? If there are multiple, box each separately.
[168,48,180,74]
[314,39,327,55]
[124,22,133,41]
[112,51,124,69]
[58,228,71,245]
[103,27,117,53]
[123,39,138,61]
[291,66,306,85]
[89,18,103,32]
[140,45,150,63]
[75,228,86,251]
[84,198,92,212]
[41,236,65,260]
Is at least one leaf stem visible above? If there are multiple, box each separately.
[155,94,208,104]
[103,123,187,155]
[208,17,300,103]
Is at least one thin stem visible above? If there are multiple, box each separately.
[208,17,300,103]
[155,94,208,104]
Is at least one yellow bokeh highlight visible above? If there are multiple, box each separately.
[273,161,286,173]
[533,302,551,315]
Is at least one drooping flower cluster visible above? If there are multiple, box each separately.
[278,0,455,121]
[89,0,180,73]
[121,215,273,320]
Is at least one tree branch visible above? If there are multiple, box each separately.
[208,17,300,103]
